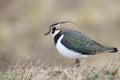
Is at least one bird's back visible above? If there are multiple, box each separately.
[60,28,117,55]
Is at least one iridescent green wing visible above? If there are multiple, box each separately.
[61,30,105,55]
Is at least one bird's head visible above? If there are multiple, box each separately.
[45,21,69,36]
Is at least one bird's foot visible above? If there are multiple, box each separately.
[75,59,80,67]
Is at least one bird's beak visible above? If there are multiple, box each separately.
[44,28,51,35]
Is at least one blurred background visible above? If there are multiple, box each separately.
[0,0,120,67]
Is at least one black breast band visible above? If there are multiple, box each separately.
[54,32,62,45]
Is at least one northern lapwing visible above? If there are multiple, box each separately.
[45,21,118,65]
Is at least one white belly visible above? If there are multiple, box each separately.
[56,35,89,59]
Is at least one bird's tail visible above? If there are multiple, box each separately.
[104,47,118,53]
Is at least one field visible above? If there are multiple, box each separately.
[0,60,120,80]
[0,0,120,80]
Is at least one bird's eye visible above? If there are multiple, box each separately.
[52,27,56,34]
[51,27,56,30]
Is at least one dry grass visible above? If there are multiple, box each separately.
[0,60,120,80]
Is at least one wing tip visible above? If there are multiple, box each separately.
[112,47,118,52]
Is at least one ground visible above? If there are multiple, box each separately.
[0,60,120,80]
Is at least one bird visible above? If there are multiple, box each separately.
[45,21,118,66]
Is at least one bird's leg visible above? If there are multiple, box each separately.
[76,59,80,64]
[75,59,80,67]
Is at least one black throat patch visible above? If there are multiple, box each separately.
[54,31,62,45]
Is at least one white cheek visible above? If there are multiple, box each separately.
[52,30,60,37]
